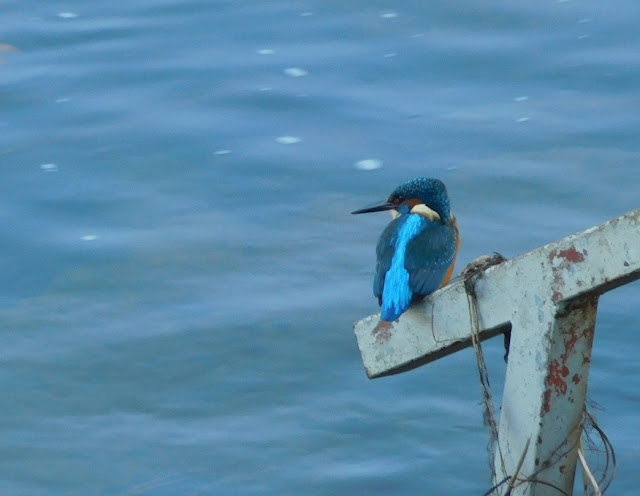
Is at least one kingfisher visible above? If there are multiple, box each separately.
[352,177,459,322]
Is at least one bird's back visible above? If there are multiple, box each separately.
[374,214,458,321]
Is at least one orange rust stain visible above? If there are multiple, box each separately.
[562,328,579,361]
[548,246,587,302]
[542,311,595,416]
[373,321,393,342]
[549,246,586,264]
[543,359,568,414]
[559,465,566,474]
[542,389,552,414]
[547,359,569,395]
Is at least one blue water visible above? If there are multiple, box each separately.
[2,1,639,494]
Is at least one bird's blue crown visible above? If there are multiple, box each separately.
[389,177,451,221]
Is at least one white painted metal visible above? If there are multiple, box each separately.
[353,208,640,495]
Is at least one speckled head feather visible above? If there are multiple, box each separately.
[388,177,451,221]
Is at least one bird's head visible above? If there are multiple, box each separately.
[351,177,451,222]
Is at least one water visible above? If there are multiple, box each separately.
[2,1,639,494]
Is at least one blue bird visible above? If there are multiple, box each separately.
[352,177,460,322]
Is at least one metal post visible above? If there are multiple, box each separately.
[494,295,598,494]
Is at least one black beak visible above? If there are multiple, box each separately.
[351,201,396,215]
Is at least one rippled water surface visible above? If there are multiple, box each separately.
[2,1,639,494]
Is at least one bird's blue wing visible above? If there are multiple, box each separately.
[405,219,458,296]
[373,215,458,321]
[373,218,399,306]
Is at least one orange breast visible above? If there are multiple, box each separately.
[439,216,460,287]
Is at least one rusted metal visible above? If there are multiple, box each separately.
[353,207,640,495]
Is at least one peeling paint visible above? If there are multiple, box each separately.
[373,321,393,342]
[541,298,597,420]
[549,246,586,265]
[562,328,579,361]
[548,246,588,302]
[542,389,553,414]
[547,359,569,395]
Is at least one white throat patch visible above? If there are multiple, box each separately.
[409,203,441,221]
